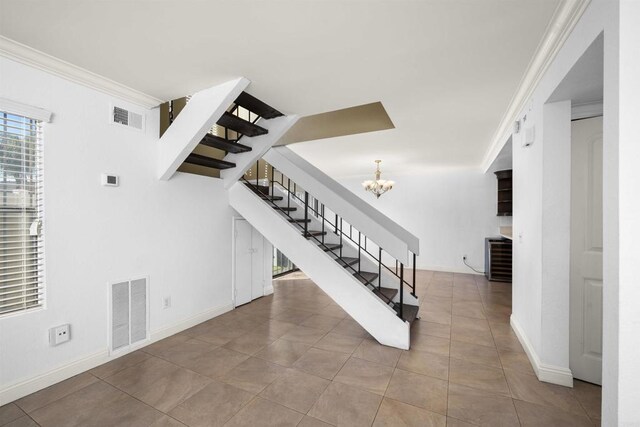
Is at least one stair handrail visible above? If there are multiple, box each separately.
[263,146,419,264]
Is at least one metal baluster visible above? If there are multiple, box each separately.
[378,248,382,291]
[304,191,309,237]
[335,214,338,234]
[271,166,275,197]
[399,263,404,319]
[339,218,343,259]
[358,232,361,272]
[321,204,325,245]
[412,253,417,297]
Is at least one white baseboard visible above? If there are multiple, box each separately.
[0,302,233,406]
[510,315,574,387]
[263,285,274,296]
[417,264,484,275]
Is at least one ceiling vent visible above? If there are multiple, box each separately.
[111,105,144,131]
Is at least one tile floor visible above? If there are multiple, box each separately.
[0,271,602,426]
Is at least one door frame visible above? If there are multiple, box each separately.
[231,216,249,308]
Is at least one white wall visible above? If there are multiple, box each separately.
[337,168,498,274]
[502,0,640,424]
[0,57,234,402]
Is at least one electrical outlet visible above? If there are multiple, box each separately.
[162,296,171,309]
[49,324,71,346]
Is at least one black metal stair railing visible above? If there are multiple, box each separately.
[241,165,419,322]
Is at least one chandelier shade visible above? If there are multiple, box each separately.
[362,160,394,198]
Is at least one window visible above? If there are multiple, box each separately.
[0,111,44,315]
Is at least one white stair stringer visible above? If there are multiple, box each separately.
[229,182,411,350]
[157,77,250,180]
[221,114,299,189]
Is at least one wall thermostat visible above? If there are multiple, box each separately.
[101,174,119,187]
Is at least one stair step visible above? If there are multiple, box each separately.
[373,287,398,301]
[288,218,311,223]
[184,153,236,170]
[322,243,342,252]
[200,134,251,153]
[335,257,359,268]
[277,206,298,212]
[261,195,284,201]
[217,112,268,137]
[395,304,420,324]
[303,230,327,237]
[234,92,284,120]
[355,271,378,285]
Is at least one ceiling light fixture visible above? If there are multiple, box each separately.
[361,160,394,199]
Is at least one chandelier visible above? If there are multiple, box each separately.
[361,160,395,198]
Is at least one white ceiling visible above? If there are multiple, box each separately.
[0,0,560,176]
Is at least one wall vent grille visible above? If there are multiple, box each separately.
[109,277,149,353]
[111,105,144,131]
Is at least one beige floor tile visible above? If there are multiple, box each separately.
[143,334,193,356]
[274,308,316,324]
[419,306,452,325]
[0,404,25,425]
[260,368,330,413]
[225,397,303,427]
[308,382,383,427]
[149,415,187,427]
[331,318,370,338]
[16,372,99,413]
[280,325,327,345]
[253,319,298,338]
[397,349,449,380]
[451,323,495,348]
[385,368,448,414]
[30,381,163,427]
[410,333,450,357]
[514,399,593,426]
[255,338,312,367]
[373,397,446,427]
[154,338,217,366]
[90,350,150,379]
[293,347,350,380]
[314,332,363,354]
[452,301,486,319]
[449,358,510,396]
[220,357,286,394]
[447,382,519,426]
[191,324,247,346]
[180,346,250,379]
[572,380,602,421]
[445,417,476,427]
[168,380,254,427]
[223,331,277,355]
[334,357,394,395]
[450,340,501,369]
[504,369,586,415]
[3,416,39,427]
[498,348,535,375]
[107,357,212,412]
[412,320,451,339]
[352,339,402,367]
[298,415,333,427]
[301,314,343,332]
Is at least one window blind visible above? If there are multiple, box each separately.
[0,111,44,315]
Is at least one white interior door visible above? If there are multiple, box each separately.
[251,228,265,300]
[570,116,603,385]
[234,219,253,307]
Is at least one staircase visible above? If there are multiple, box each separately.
[159,79,420,349]
[230,148,420,350]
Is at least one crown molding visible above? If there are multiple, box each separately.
[0,36,163,109]
[481,0,591,172]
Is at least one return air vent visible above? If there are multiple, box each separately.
[109,277,149,353]
[110,105,144,131]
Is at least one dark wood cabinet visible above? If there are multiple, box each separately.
[485,238,512,282]
[495,169,512,216]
